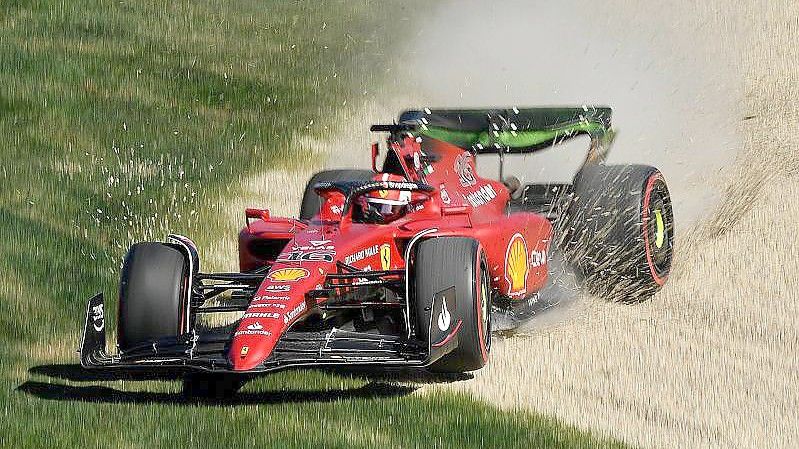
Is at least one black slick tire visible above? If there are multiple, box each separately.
[561,164,674,301]
[117,242,188,351]
[414,237,491,373]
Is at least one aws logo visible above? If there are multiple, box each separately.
[504,233,528,297]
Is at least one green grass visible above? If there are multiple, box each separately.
[0,1,630,447]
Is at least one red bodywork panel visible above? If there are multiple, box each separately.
[231,136,552,371]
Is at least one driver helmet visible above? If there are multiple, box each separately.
[360,173,412,223]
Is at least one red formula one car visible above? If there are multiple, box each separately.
[79,107,674,397]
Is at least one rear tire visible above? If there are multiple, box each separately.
[118,243,188,351]
[561,164,674,301]
[414,238,491,373]
[298,169,374,220]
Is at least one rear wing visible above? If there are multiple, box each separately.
[395,107,614,163]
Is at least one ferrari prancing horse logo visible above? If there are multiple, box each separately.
[505,233,529,297]
[380,244,391,270]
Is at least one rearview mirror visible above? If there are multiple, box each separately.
[244,208,270,229]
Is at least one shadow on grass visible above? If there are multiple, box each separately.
[20,363,472,406]
[29,363,473,384]
[29,363,182,382]
[16,380,415,406]
[336,366,474,384]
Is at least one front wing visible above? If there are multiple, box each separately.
[79,294,428,374]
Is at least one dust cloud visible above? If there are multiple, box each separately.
[390,0,746,228]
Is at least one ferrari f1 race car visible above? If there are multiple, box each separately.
[79,107,674,397]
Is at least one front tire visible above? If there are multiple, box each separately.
[561,164,674,301]
[118,243,189,351]
[414,237,491,373]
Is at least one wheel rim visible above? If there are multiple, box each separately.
[644,178,673,282]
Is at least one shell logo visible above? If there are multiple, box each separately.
[268,267,309,282]
[505,233,529,297]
